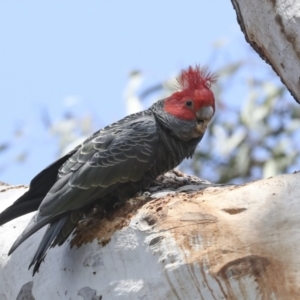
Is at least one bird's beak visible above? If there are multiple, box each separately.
[196,106,214,122]
[195,106,214,134]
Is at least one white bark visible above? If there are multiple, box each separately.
[231,0,300,103]
[1,172,300,299]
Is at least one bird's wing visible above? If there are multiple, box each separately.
[42,114,160,213]
[9,114,160,253]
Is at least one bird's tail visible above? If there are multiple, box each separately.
[28,210,83,275]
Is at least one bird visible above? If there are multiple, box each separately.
[0,65,217,275]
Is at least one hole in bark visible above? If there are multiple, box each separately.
[149,236,164,246]
[142,215,156,226]
[17,282,34,300]
[217,255,270,279]
[222,208,246,215]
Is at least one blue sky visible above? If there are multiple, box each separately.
[0,1,252,184]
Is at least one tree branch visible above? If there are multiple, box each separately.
[231,0,300,103]
[1,172,300,299]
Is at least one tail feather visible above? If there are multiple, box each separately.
[53,211,83,247]
[8,214,52,255]
[28,211,82,275]
[29,216,68,275]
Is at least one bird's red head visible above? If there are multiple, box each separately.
[164,65,217,121]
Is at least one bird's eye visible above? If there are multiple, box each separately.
[185,100,193,107]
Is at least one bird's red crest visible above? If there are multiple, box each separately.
[163,65,217,121]
[177,65,217,91]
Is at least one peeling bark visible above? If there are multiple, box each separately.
[231,0,300,103]
[1,171,300,299]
